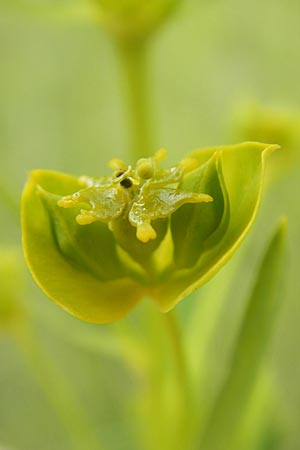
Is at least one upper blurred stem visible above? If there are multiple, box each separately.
[117,39,154,160]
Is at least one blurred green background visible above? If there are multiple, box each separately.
[0,1,299,449]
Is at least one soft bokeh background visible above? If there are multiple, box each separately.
[0,1,299,449]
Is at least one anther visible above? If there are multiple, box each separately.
[136,158,154,179]
[120,178,133,189]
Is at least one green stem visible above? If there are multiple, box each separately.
[14,323,103,450]
[163,310,189,392]
[117,39,154,160]
[162,310,193,449]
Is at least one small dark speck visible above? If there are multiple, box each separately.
[120,178,133,188]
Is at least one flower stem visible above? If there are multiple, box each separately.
[162,310,193,449]
[117,39,154,161]
[163,310,189,392]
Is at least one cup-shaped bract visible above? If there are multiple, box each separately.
[22,142,277,323]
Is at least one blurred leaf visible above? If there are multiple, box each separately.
[39,308,150,375]
[17,326,102,450]
[184,251,242,399]
[198,218,287,450]
[231,369,284,450]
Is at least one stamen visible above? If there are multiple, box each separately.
[179,157,199,173]
[136,158,154,179]
[153,148,167,162]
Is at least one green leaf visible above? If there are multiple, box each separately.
[171,151,229,268]
[155,142,279,312]
[22,170,144,324]
[38,186,126,281]
[198,218,287,450]
[231,370,283,450]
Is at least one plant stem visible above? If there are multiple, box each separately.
[162,310,193,449]
[163,310,189,393]
[117,39,154,160]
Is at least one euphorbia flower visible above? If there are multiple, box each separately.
[21,142,277,323]
[57,148,212,243]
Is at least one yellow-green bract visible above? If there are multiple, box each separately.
[21,142,277,323]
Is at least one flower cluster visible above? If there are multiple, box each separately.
[58,148,212,243]
[22,142,277,323]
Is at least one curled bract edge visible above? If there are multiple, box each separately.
[21,142,278,323]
